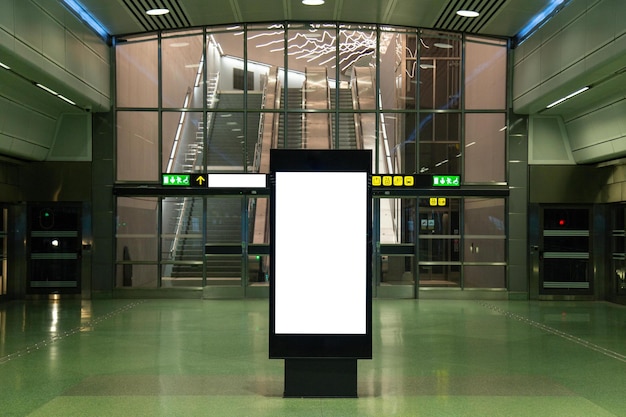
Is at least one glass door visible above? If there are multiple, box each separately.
[375,197,417,298]
[418,197,460,287]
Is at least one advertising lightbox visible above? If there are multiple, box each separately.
[269,149,372,359]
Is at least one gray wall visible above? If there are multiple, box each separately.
[514,0,626,165]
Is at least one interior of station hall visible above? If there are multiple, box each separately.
[0,0,626,305]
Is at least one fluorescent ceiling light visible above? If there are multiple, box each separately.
[58,95,76,105]
[434,42,453,49]
[0,62,10,70]
[302,0,325,5]
[420,64,435,69]
[36,83,58,96]
[457,10,479,18]
[169,42,189,48]
[146,8,170,15]
[35,83,78,107]
[546,86,590,108]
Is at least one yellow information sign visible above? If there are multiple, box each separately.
[372,175,417,187]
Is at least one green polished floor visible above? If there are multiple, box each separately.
[1,299,625,416]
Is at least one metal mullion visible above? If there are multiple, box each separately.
[243,24,249,172]
[202,196,207,286]
[460,33,466,186]
[242,196,249,292]
[242,25,249,290]
[334,24,340,150]
[202,27,208,287]
[157,32,164,288]
[283,22,288,149]
[375,26,381,174]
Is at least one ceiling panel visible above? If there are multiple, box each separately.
[237,0,289,22]
[73,0,553,38]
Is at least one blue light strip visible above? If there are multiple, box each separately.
[514,0,570,46]
[61,0,109,41]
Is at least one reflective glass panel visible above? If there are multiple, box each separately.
[465,38,507,110]
[206,197,242,285]
[343,26,377,110]
[116,197,158,287]
[115,264,158,289]
[116,111,158,182]
[419,32,461,110]
[380,31,415,111]
[418,110,462,176]
[464,113,506,183]
[161,196,203,287]
[162,111,203,174]
[464,197,506,263]
[380,113,415,174]
[210,29,244,107]
[207,112,245,171]
[116,40,158,108]
[463,265,505,288]
[162,34,204,109]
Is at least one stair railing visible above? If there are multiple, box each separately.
[168,72,220,267]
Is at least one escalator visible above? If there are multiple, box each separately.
[277,88,303,149]
[330,88,358,149]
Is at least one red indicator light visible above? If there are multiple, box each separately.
[559,219,565,226]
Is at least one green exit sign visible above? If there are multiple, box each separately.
[433,175,460,187]
[162,174,190,186]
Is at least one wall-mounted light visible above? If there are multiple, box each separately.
[546,86,590,108]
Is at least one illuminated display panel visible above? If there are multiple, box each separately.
[269,149,372,359]
[274,171,367,334]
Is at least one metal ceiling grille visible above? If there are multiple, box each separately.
[433,0,507,34]
[121,0,192,32]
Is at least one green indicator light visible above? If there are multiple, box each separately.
[433,175,460,187]
[162,174,191,186]
[255,256,260,260]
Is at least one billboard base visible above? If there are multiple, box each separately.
[283,358,358,398]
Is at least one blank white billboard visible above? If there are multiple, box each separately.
[274,171,367,335]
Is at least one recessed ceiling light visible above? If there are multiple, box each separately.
[302,0,325,5]
[456,10,480,18]
[146,8,170,16]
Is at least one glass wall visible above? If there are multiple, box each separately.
[114,23,509,292]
